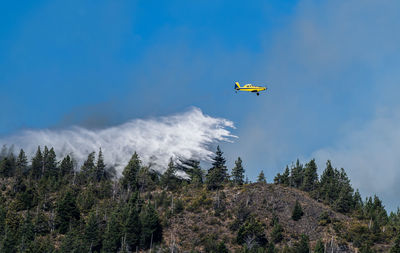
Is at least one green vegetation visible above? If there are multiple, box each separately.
[236,216,267,247]
[273,158,400,252]
[292,200,304,221]
[231,157,245,185]
[257,170,266,183]
[0,144,398,252]
[206,146,228,190]
[270,222,284,243]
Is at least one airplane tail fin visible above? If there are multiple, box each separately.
[235,82,240,90]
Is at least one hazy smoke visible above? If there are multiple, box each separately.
[0,107,235,174]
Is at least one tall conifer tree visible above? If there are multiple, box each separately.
[0,153,15,178]
[160,158,180,190]
[80,152,96,183]
[176,159,203,185]
[31,147,43,180]
[60,155,74,178]
[103,211,122,252]
[290,159,304,188]
[55,191,80,234]
[95,148,106,182]
[15,149,28,177]
[302,159,318,192]
[257,170,266,183]
[231,157,245,185]
[84,212,101,252]
[125,202,141,250]
[319,160,337,203]
[206,146,227,190]
[121,152,141,192]
[140,203,162,249]
[44,147,57,178]
[281,166,290,186]
[292,200,304,221]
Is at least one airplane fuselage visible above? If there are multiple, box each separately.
[235,82,267,95]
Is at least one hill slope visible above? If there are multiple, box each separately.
[0,146,398,252]
[162,183,354,252]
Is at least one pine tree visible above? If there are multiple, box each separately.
[1,226,17,253]
[292,200,304,221]
[334,182,354,213]
[60,155,74,178]
[124,204,141,251]
[274,173,282,184]
[42,146,49,176]
[18,212,34,252]
[176,159,203,185]
[43,147,57,178]
[231,157,245,185]
[302,159,318,192]
[332,168,355,213]
[140,203,162,249]
[103,211,122,253]
[206,146,227,190]
[80,152,96,183]
[354,189,363,212]
[137,166,158,193]
[0,153,15,178]
[33,212,50,236]
[160,158,181,190]
[371,215,381,241]
[55,190,80,234]
[364,195,388,226]
[121,152,141,192]
[270,222,283,243]
[319,160,339,203]
[30,146,43,180]
[257,170,266,183]
[280,166,290,186]
[15,149,28,177]
[212,146,227,172]
[236,216,267,246]
[2,209,22,253]
[372,195,388,226]
[95,148,106,182]
[84,212,101,252]
[290,159,304,188]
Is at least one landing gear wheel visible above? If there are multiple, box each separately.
[257,93,259,96]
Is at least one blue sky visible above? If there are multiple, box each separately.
[2,0,400,211]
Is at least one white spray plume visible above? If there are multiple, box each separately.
[0,107,236,174]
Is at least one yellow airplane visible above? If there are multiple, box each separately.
[234,82,267,96]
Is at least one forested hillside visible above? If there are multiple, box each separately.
[0,145,399,252]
